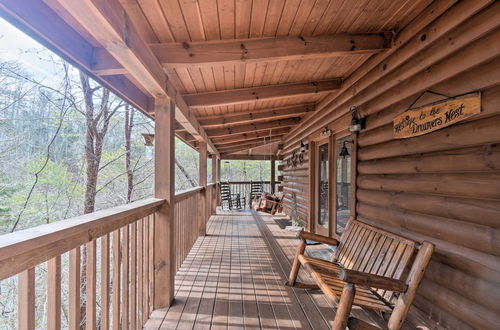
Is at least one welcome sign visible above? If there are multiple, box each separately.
[393,93,481,139]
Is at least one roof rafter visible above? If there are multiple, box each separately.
[210,127,291,145]
[150,33,393,67]
[206,118,301,137]
[184,79,341,107]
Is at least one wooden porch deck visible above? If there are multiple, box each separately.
[144,210,337,329]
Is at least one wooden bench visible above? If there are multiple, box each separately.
[286,218,434,330]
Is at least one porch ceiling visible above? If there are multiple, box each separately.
[0,0,434,156]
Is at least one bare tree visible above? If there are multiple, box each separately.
[124,104,134,203]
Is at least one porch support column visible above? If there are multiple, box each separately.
[153,98,175,307]
[271,158,276,194]
[198,142,207,236]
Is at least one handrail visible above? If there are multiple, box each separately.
[174,186,204,202]
[0,198,164,280]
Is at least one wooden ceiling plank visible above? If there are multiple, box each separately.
[218,142,271,154]
[150,33,392,67]
[206,117,301,137]
[199,104,315,127]
[184,79,341,107]
[221,154,281,160]
[215,135,285,149]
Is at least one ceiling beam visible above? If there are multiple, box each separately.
[199,104,315,127]
[206,118,301,137]
[211,127,291,145]
[150,33,393,67]
[214,135,285,150]
[221,154,281,160]
[218,142,271,154]
[184,79,341,108]
[50,0,219,155]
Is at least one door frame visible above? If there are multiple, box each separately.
[311,136,333,237]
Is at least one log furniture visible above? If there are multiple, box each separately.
[287,218,434,330]
[254,193,284,215]
[249,181,264,206]
[220,182,245,210]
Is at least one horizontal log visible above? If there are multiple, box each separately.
[412,295,474,330]
[150,33,392,67]
[284,0,494,146]
[184,79,341,107]
[419,278,500,329]
[358,114,500,161]
[363,62,500,133]
[0,198,164,280]
[425,260,500,313]
[358,144,500,174]
[358,172,500,200]
[356,201,500,256]
[207,117,301,137]
[357,189,500,228]
[356,208,500,274]
[199,104,315,127]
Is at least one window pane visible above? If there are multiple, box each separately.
[318,143,329,228]
[336,138,351,235]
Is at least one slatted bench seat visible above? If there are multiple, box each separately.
[286,218,434,330]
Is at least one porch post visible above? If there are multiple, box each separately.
[270,158,276,194]
[153,98,175,308]
[198,142,207,236]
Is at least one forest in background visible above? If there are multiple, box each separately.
[0,22,272,328]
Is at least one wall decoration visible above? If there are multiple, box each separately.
[286,149,304,167]
[393,92,481,139]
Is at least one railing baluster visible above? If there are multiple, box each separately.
[86,240,97,329]
[112,229,121,329]
[47,256,61,330]
[142,218,149,323]
[18,268,35,330]
[69,248,80,330]
[122,224,129,330]
[137,219,144,328]
[101,234,110,330]
[148,215,154,313]
[130,222,137,330]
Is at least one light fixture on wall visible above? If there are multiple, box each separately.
[142,133,155,146]
[320,126,332,137]
[339,140,354,158]
[300,140,309,153]
[349,108,365,134]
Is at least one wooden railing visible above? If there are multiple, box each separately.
[0,184,221,329]
[224,181,280,206]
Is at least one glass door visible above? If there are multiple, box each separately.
[335,136,352,235]
[316,140,330,236]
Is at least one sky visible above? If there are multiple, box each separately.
[0,17,61,81]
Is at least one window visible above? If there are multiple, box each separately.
[317,142,329,229]
[335,137,351,235]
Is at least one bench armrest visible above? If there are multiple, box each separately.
[299,231,339,246]
[339,268,407,292]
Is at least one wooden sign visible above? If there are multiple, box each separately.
[393,93,481,139]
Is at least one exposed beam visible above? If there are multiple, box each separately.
[206,118,301,137]
[199,104,315,127]
[0,0,154,114]
[221,154,281,160]
[218,142,271,154]
[184,79,341,107]
[214,135,285,150]
[54,0,166,97]
[50,0,218,155]
[211,127,291,145]
[150,33,393,67]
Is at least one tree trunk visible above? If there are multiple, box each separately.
[176,158,197,187]
[124,104,134,203]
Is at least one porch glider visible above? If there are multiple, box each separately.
[287,218,434,330]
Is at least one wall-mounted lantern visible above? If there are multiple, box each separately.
[339,140,354,158]
[300,140,309,153]
[142,133,155,146]
[320,126,332,137]
[349,109,365,133]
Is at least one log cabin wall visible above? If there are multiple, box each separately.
[280,1,500,328]
[281,151,310,227]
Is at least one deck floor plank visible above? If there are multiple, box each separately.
[145,210,335,329]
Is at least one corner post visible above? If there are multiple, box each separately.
[153,98,175,308]
[198,142,207,236]
[270,158,276,194]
